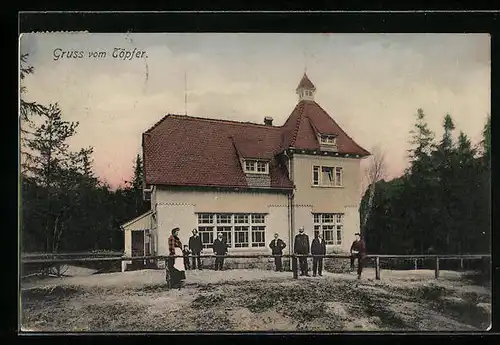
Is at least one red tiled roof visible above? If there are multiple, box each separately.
[143,115,294,190]
[280,100,371,156]
[143,85,370,189]
[296,73,316,90]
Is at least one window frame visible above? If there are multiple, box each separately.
[312,165,343,187]
[244,159,269,175]
[197,213,267,250]
[312,213,344,246]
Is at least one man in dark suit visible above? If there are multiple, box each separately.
[188,228,203,270]
[269,233,287,272]
[311,231,326,277]
[212,232,228,271]
[294,226,310,276]
[350,232,366,279]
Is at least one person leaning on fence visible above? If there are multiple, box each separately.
[350,232,366,279]
[189,228,203,270]
[294,226,310,276]
[167,227,186,289]
[182,245,191,270]
[311,231,326,277]
[269,233,286,272]
[212,232,228,271]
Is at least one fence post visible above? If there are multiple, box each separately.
[292,255,298,279]
[435,256,440,279]
[414,258,418,270]
[375,256,380,280]
[460,258,464,271]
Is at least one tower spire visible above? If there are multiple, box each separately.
[296,73,316,102]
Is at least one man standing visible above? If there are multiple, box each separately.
[294,226,310,276]
[212,232,228,271]
[350,232,366,279]
[311,231,326,277]
[269,233,286,272]
[189,228,203,270]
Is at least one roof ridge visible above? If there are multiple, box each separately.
[289,101,306,147]
[167,114,283,129]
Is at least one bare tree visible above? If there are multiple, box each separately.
[361,145,387,231]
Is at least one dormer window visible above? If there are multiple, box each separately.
[320,135,336,145]
[244,159,269,174]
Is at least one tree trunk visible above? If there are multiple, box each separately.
[362,183,376,230]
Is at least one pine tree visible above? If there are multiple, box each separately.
[20,54,49,175]
[406,108,438,254]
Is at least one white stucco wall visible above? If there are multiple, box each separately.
[153,187,290,255]
[266,205,290,254]
[156,203,197,256]
[124,229,131,257]
[291,153,364,253]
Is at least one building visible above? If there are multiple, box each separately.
[121,73,370,271]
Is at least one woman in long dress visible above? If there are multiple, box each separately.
[168,227,186,289]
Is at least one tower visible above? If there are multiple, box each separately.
[296,73,316,102]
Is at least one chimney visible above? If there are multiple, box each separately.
[264,116,273,126]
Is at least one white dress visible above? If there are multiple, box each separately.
[173,247,185,272]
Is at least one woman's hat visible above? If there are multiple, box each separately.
[171,227,180,234]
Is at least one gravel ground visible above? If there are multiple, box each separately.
[20,268,491,332]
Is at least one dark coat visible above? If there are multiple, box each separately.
[212,238,228,255]
[294,233,310,254]
[311,237,326,255]
[269,238,286,255]
[189,235,203,253]
[350,239,366,255]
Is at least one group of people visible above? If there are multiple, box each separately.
[166,226,367,289]
[167,228,229,289]
[292,226,366,279]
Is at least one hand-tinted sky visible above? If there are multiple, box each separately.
[20,33,490,189]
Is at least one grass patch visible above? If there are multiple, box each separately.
[191,293,224,309]
[22,285,84,302]
[418,284,446,301]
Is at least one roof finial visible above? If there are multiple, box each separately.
[303,49,308,74]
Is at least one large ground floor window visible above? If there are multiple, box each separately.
[313,213,344,245]
[197,213,267,249]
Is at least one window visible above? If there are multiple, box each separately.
[199,226,214,249]
[245,160,256,172]
[217,214,232,224]
[234,226,249,247]
[217,226,232,247]
[312,165,343,187]
[252,214,265,224]
[257,161,267,172]
[320,135,336,145]
[313,166,319,185]
[197,213,266,249]
[198,214,214,224]
[251,226,266,247]
[244,160,269,174]
[322,167,335,186]
[234,214,249,224]
[313,213,344,245]
[335,167,343,187]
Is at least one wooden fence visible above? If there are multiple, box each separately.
[21,253,490,281]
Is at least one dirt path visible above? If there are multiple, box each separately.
[20,268,491,332]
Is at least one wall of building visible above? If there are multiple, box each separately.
[291,154,364,253]
[154,187,290,256]
[292,154,362,210]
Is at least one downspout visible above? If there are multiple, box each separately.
[284,149,295,270]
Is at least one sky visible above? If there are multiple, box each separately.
[19,33,490,190]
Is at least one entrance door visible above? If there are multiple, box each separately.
[131,230,145,257]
